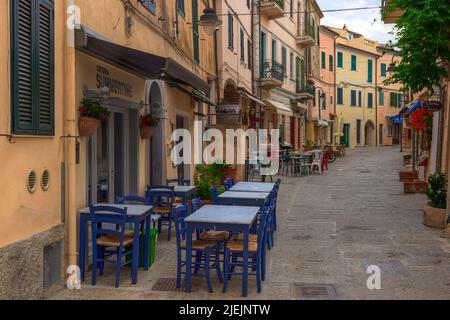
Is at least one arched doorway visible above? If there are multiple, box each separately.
[217,80,240,125]
[365,120,376,147]
[146,81,165,186]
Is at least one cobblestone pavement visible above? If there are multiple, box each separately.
[50,147,450,300]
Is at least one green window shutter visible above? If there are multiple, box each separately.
[381,63,386,77]
[11,0,34,134]
[351,55,357,71]
[37,0,55,135]
[192,0,199,64]
[379,91,384,106]
[337,52,343,68]
[368,93,373,108]
[11,0,54,136]
[329,55,333,71]
[321,51,326,69]
[177,0,185,17]
[358,91,362,107]
[368,59,373,83]
[322,94,327,110]
[350,90,356,106]
[390,92,396,107]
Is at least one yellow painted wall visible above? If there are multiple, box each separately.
[0,0,66,248]
[332,27,378,148]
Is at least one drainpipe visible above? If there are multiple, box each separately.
[375,56,379,147]
[212,0,220,112]
[65,0,78,266]
[333,34,338,144]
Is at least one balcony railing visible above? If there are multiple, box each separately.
[295,80,315,101]
[262,60,285,82]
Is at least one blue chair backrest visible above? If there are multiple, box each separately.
[146,186,175,207]
[256,202,271,250]
[89,205,128,245]
[173,205,189,253]
[167,179,191,186]
[116,195,149,205]
[224,178,233,191]
[192,198,203,212]
[211,187,219,205]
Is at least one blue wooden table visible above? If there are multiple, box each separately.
[184,205,259,297]
[218,191,270,213]
[230,182,275,193]
[78,204,156,284]
[149,186,196,206]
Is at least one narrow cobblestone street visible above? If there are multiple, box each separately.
[51,147,450,300]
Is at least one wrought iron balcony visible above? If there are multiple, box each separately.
[296,24,317,47]
[260,60,285,89]
[295,81,315,101]
[260,0,285,19]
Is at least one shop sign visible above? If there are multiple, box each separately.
[423,100,442,112]
[96,65,133,98]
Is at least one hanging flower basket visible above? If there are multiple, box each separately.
[140,126,155,139]
[78,98,110,137]
[78,117,101,137]
[139,113,160,140]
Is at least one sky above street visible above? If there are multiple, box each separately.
[316,0,397,44]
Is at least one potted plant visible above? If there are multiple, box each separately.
[78,98,110,137]
[194,164,225,204]
[403,154,412,166]
[410,108,433,150]
[399,170,418,182]
[423,172,448,229]
[220,164,238,184]
[139,113,159,139]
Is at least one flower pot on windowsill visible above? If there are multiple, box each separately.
[423,205,448,229]
[140,126,155,139]
[78,116,100,137]
[399,170,418,182]
[404,180,428,194]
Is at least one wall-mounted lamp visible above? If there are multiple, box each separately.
[199,8,222,36]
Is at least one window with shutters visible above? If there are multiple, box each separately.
[192,0,199,64]
[368,93,373,108]
[281,46,287,76]
[379,91,384,106]
[140,0,156,15]
[350,90,357,107]
[321,51,326,69]
[368,59,373,83]
[247,39,252,69]
[381,63,387,77]
[358,91,362,107]
[177,0,185,18]
[11,0,55,136]
[337,88,343,105]
[351,55,357,71]
[329,55,333,72]
[228,12,234,51]
[337,52,343,68]
[240,29,245,62]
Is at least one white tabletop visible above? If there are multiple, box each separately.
[185,205,259,226]
[219,191,270,200]
[80,204,159,221]
[230,182,275,193]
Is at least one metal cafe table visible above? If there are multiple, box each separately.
[78,204,156,284]
[184,205,259,297]
[230,182,275,193]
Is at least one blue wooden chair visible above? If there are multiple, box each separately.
[174,205,222,293]
[146,186,175,241]
[211,186,219,205]
[222,200,271,294]
[167,178,191,186]
[89,205,134,288]
[224,178,233,191]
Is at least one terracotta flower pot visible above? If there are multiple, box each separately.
[202,199,214,206]
[78,116,100,137]
[404,180,428,194]
[221,167,238,183]
[423,205,448,229]
[399,170,418,182]
[403,159,411,166]
[140,126,155,139]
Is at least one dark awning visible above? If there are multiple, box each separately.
[75,26,210,94]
